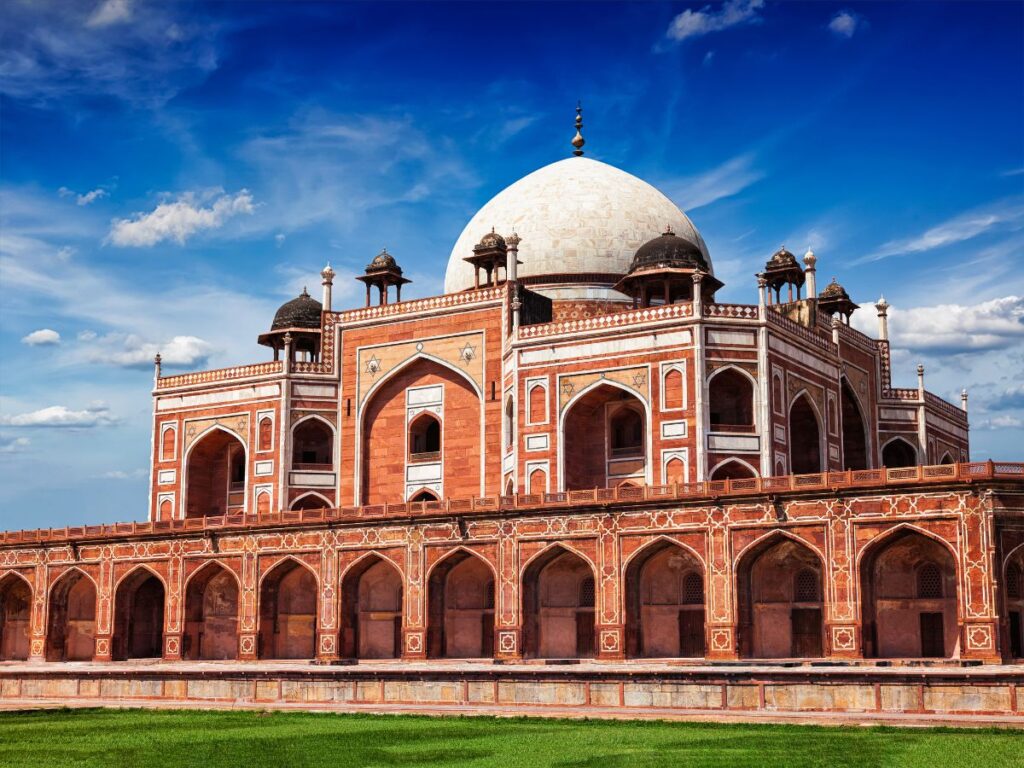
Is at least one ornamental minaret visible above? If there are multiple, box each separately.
[803,249,817,299]
[571,102,585,157]
[321,263,335,312]
[875,295,890,341]
[961,389,969,413]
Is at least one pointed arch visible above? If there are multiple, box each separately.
[939,451,955,465]
[1004,543,1024,658]
[0,571,32,661]
[291,414,335,470]
[46,567,97,662]
[881,436,919,468]
[340,552,404,659]
[112,565,165,660]
[183,561,240,660]
[290,491,332,511]
[426,548,496,658]
[839,376,869,470]
[258,557,318,659]
[707,365,756,430]
[183,424,248,519]
[361,351,484,405]
[409,488,440,503]
[708,457,759,480]
[623,538,706,659]
[735,530,825,659]
[788,390,823,475]
[521,543,597,659]
[559,378,653,491]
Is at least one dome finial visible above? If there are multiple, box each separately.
[571,101,585,157]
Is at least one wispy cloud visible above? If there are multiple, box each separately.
[86,0,133,28]
[665,0,765,42]
[987,384,1024,412]
[859,197,1024,263]
[21,329,61,346]
[663,153,765,211]
[99,469,148,480]
[107,189,254,246]
[0,435,31,454]
[59,187,108,206]
[828,11,863,39]
[0,402,119,428]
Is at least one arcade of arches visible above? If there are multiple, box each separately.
[563,385,646,490]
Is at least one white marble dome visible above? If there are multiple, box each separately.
[444,156,710,299]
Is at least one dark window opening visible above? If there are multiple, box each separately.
[709,369,754,429]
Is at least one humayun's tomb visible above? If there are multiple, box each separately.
[1,112,1022,723]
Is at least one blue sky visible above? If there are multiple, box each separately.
[1,0,1022,529]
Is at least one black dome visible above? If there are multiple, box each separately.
[271,288,322,331]
[628,229,709,274]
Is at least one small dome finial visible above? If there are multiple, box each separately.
[571,101,585,157]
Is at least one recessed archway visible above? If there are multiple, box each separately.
[736,535,824,659]
[258,559,317,660]
[46,569,96,661]
[563,383,648,490]
[427,550,495,658]
[290,492,331,511]
[789,393,822,474]
[185,427,247,518]
[882,437,918,469]
[1005,547,1024,659]
[624,541,705,658]
[840,378,868,471]
[340,555,403,659]
[708,367,755,431]
[183,563,239,660]
[860,529,958,659]
[409,413,441,461]
[0,573,32,661]
[709,459,757,481]
[112,568,165,660]
[522,546,595,659]
[292,417,334,470]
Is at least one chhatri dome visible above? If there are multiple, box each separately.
[444,106,710,300]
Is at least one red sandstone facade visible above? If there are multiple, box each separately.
[2,145,1023,675]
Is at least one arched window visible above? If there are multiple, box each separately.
[161,427,175,460]
[917,563,943,599]
[940,452,954,465]
[665,457,685,485]
[258,417,273,452]
[794,568,819,602]
[256,492,270,515]
[840,379,868,471]
[529,468,546,495]
[409,414,441,460]
[663,368,683,410]
[710,460,756,481]
[709,369,754,429]
[683,572,703,604]
[504,397,514,449]
[609,407,643,457]
[528,385,546,423]
[410,489,439,502]
[789,394,822,474]
[882,438,917,469]
[229,447,245,488]
[293,419,333,469]
[158,499,172,519]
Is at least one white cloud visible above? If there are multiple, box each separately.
[21,328,61,346]
[861,197,1024,263]
[274,233,286,248]
[828,11,861,38]
[0,402,119,428]
[76,188,108,206]
[666,0,764,42]
[987,383,1024,411]
[86,0,133,28]
[77,329,97,341]
[855,296,1024,355]
[0,435,30,453]
[975,415,1024,430]
[107,189,254,246]
[664,152,765,211]
[79,333,214,369]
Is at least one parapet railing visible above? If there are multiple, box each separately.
[518,302,693,340]
[1,462,1020,547]
[156,361,283,390]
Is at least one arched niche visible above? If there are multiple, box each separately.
[259,559,317,660]
[292,417,334,470]
[789,394,822,474]
[46,570,96,661]
[112,568,165,660]
[736,535,824,659]
[624,541,705,659]
[290,492,331,511]
[840,378,868,471]
[186,427,247,518]
[708,368,755,431]
[0,574,32,661]
[563,383,647,490]
[1005,548,1024,659]
[521,547,595,659]
[340,556,403,660]
[409,413,441,461]
[860,529,958,659]
[183,564,239,660]
[427,551,494,658]
[709,459,757,481]
[882,437,918,468]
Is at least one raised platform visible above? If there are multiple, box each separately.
[2,660,1022,727]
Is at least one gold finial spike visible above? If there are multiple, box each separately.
[571,101,585,157]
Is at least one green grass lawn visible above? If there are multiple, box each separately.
[0,709,1019,768]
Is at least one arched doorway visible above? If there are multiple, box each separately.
[522,547,595,659]
[625,541,704,658]
[840,379,868,470]
[708,368,754,431]
[259,560,317,660]
[113,569,165,660]
[362,359,481,504]
[563,384,647,490]
[185,428,247,518]
[709,460,757,481]
[882,438,918,468]
[737,536,823,658]
[340,556,403,659]
[46,570,96,661]
[183,564,239,660]
[427,551,494,658]
[0,574,31,661]
[789,394,822,474]
[1005,550,1024,659]
[861,530,958,658]
[292,418,333,470]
